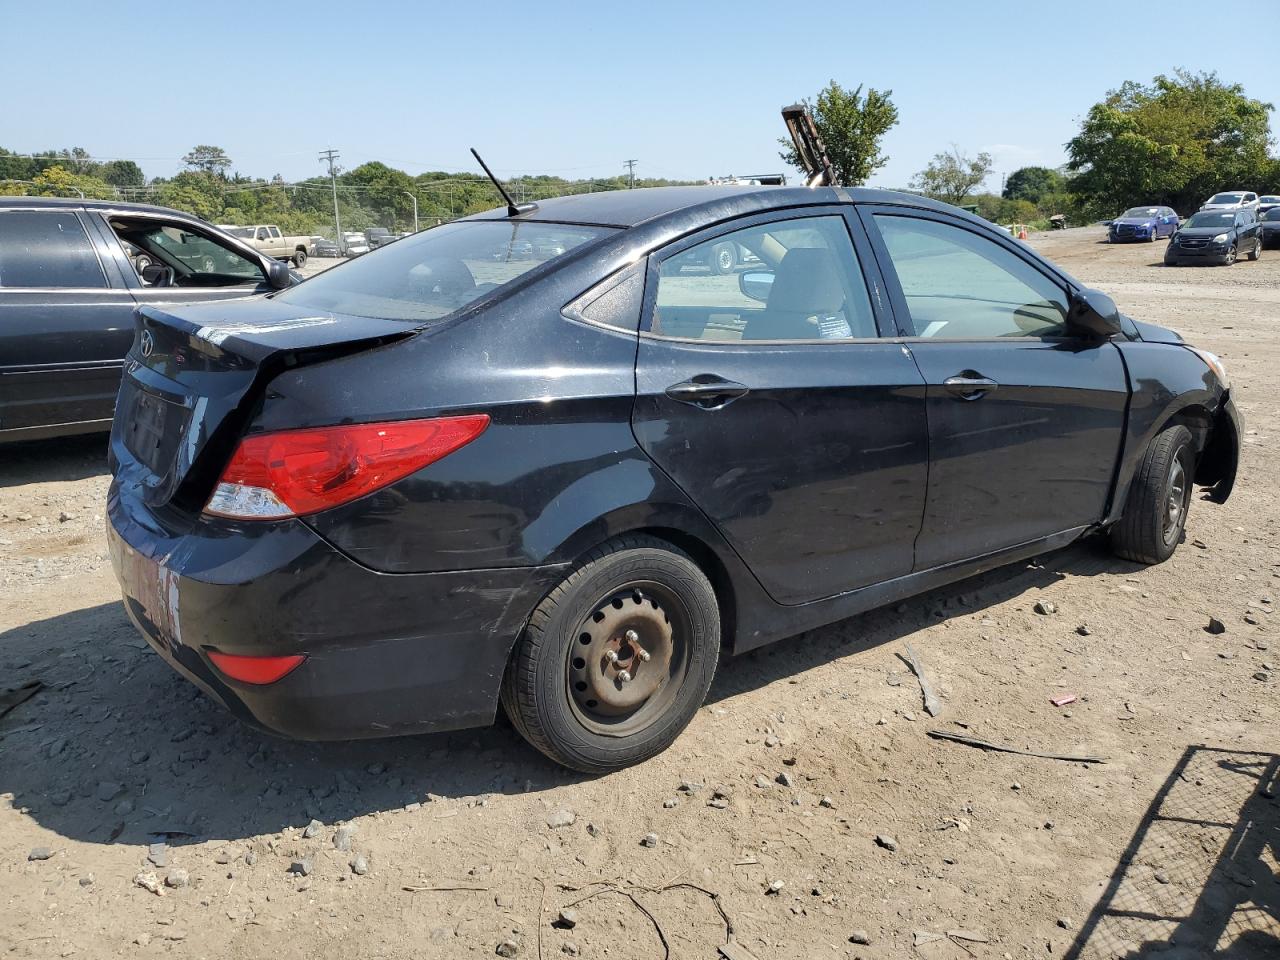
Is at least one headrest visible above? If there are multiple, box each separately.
[766,247,844,315]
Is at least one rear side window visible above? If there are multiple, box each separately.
[651,215,877,341]
[873,215,1068,339]
[276,220,612,322]
[0,211,106,288]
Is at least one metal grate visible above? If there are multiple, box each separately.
[1066,746,1280,958]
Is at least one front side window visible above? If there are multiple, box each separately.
[651,215,877,341]
[110,219,265,287]
[873,214,1069,339]
[0,211,106,288]
[275,220,611,322]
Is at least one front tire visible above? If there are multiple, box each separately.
[1224,244,1237,265]
[710,242,736,275]
[501,535,720,772]
[1111,425,1195,565]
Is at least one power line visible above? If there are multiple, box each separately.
[623,159,638,189]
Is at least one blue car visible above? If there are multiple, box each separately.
[1108,206,1179,242]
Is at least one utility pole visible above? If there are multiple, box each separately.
[319,148,342,250]
[623,159,638,189]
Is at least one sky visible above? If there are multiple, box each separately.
[2,0,1277,193]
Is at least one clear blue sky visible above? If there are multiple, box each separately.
[2,0,1276,191]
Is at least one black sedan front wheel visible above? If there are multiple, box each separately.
[501,535,720,772]
[1111,425,1195,565]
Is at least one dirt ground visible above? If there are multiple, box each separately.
[2,226,1277,960]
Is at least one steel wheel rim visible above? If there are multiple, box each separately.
[566,582,690,737]
[1163,457,1190,545]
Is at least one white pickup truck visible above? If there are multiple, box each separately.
[222,225,312,267]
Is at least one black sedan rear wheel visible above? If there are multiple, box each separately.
[1247,237,1261,261]
[1111,425,1195,564]
[501,535,720,772]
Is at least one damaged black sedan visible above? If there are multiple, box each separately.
[108,185,1240,771]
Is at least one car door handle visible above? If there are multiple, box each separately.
[944,374,999,400]
[665,376,750,409]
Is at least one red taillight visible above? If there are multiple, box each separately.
[207,651,306,684]
[204,415,490,520]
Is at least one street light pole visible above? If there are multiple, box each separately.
[403,191,419,233]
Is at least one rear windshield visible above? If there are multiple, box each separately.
[1185,212,1235,228]
[276,220,613,322]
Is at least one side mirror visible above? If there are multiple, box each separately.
[266,259,294,290]
[739,270,775,303]
[1068,288,1122,339]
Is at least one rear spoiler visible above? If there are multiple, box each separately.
[782,104,838,187]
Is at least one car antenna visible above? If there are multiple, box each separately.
[470,147,538,217]
[781,104,838,187]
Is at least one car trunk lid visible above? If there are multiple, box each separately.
[111,298,414,516]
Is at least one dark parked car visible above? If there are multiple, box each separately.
[311,237,341,258]
[106,186,1240,772]
[0,198,295,443]
[1261,208,1280,247]
[1164,209,1263,266]
[1257,195,1280,217]
[1108,205,1179,242]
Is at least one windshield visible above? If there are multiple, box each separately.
[1265,209,1280,222]
[1261,197,1280,204]
[1206,194,1244,205]
[1185,212,1235,228]
[276,220,613,322]
[1121,207,1160,218]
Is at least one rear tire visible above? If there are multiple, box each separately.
[1110,425,1195,565]
[292,249,308,268]
[500,535,720,772]
[1247,238,1261,261]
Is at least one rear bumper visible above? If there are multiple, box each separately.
[107,483,565,740]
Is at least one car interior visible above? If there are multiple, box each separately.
[109,218,266,288]
[652,217,875,341]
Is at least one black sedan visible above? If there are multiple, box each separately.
[106,186,1240,772]
[1165,209,1263,265]
[0,198,294,442]
[1262,208,1280,247]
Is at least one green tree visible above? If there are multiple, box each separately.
[182,145,233,177]
[1066,70,1274,219]
[1002,166,1063,204]
[778,81,899,186]
[153,171,225,220]
[100,159,145,187]
[910,147,994,204]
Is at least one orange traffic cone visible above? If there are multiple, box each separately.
[1018,225,1029,240]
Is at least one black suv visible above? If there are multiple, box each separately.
[0,198,294,442]
[1165,209,1263,266]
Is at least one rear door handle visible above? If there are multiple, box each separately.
[944,374,999,400]
[665,376,750,409]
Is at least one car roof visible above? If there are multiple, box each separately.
[462,184,966,229]
[0,195,208,219]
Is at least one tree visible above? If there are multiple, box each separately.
[182,145,232,177]
[778,81,899,186]
[1002,166,1063,204]
[100,159,145,188]
[153,171,225,220]
[911,147,994,204]
[1066,70,1274,219]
